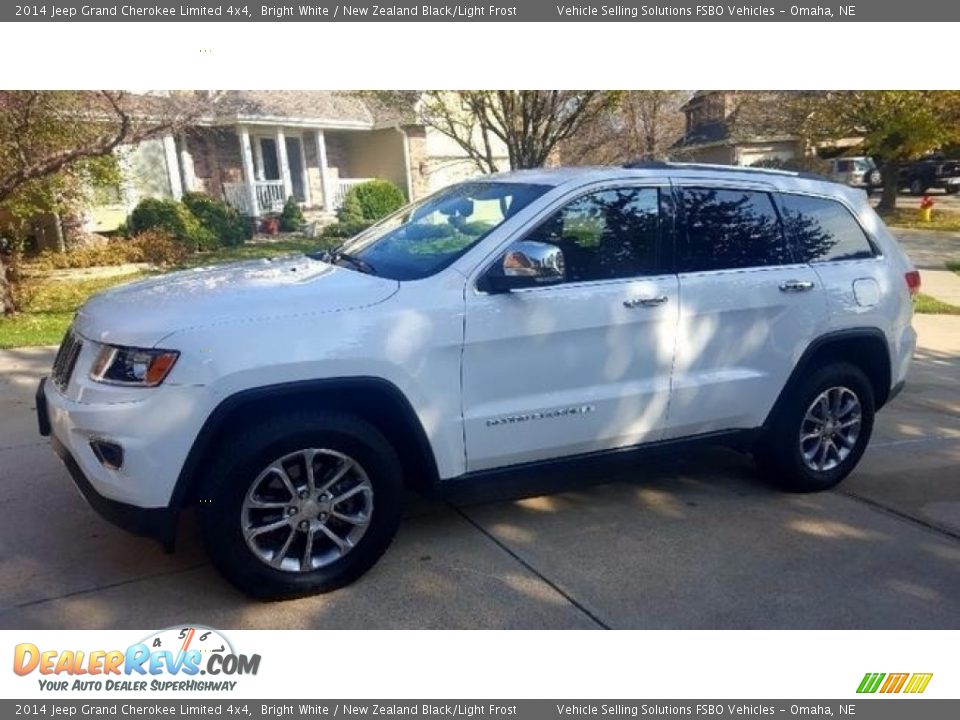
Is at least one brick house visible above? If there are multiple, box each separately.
[670,91,803,166]
[91,91,509,231]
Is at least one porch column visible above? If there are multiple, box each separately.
[177,133,196,194]
[237,125,260,218]
[275,127,294,200]
[315,129,332,213]
[162,134,183,200]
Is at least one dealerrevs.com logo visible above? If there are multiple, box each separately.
[13,626,261,692]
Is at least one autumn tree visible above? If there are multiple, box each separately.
[386,91,618,173]
[729,91,960,210]
[0,91,211,314]
[561,91,689,165]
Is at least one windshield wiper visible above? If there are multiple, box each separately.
[310,248,377,276]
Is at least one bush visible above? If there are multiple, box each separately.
[25,230,187,270]
[129,229,189,266]
[28,241,144,270]
[337,180,405,224]
[182,192,251,247]
[751,156,832,176]
[279,196,306,232]
[320,221,374,240]
[127,197,216,251]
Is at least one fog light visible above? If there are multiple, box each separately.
[90,439,124,470]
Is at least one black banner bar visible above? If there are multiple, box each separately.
[4,1,960,23]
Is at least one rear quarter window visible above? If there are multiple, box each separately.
[779,194,876,263]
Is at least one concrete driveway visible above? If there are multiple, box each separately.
[0,316,958,630]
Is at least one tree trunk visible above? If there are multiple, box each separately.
[0,256,16,315]
[878,159,900,211]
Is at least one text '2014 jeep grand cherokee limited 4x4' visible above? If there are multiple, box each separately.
[37,163,919,599]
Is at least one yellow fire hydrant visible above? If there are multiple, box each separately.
[919,197,934,222]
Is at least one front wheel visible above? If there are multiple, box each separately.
[755,363,875,492]
[199,411,403,599]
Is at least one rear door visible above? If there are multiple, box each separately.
[663,182,829,439]
[461,182,679,472]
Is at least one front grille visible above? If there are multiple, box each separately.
[51,331,83,392]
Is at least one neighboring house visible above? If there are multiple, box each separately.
[90,91,510,232]
[670,91,803,166]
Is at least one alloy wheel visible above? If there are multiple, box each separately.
[799,386,862,472]
[241,448,374,572]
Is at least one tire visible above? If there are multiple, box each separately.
[199,411,403,599]
[910,178,926,195]
[755,363,875,493]
[945,186,959,195]
[865,169,882,188]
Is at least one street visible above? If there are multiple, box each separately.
[0,312,957,629]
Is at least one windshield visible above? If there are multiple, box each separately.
[336,181,551,280]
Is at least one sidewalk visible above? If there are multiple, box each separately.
[891,227,960,270]
[921,269,960,305]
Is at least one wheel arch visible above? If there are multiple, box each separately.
[171,377,441,509]
[764,328,893,429]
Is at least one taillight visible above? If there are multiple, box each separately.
[905,270,921,297]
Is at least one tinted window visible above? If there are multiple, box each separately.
[780,194,876,263]
[341,181,550,281]
[524,187,660,282]
[680,188,790,271]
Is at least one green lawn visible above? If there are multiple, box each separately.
[0,237,331,349]
[947,260,960,275]
[879,208,960,232]
[914,293,960,316]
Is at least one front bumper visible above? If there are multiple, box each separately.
[37,377,181,549]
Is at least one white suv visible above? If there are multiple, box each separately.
[37,163,919,598]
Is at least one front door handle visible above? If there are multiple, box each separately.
[624,296,669,309]
[779,280,815,293]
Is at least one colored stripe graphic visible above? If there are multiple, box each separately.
[857,673,885,693]
[904,673,934,694]
[880,673,909,693]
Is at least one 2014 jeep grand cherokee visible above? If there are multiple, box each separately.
[37,163,918,599]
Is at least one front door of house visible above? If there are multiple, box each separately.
[257,136,307,203]
[285,136,306,202]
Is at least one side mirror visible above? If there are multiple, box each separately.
[483,241,566,293]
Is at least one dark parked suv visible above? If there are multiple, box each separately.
[899,155,960,195]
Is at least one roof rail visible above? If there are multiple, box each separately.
[622,160,834,184]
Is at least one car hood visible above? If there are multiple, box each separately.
[73,255,400,347]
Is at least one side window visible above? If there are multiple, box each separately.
[780,194,876,263]
[680,187,791,271]
[524,187,660,282]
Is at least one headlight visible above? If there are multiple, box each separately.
[89,345,179,387]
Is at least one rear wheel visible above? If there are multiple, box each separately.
[199,411,402,599]
[910,178,927,195]
[756,363,875,492]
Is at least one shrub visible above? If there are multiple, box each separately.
[182,192,251,246]
[320,221,374,240]
[279,197,306,232]
[337,180,405,224]
[129,229,189,267]
[751,156,832,176]
[127,197,216,251]
[25,230,188,270]
[29,240,144,270]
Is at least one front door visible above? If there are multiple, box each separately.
[462,184,679,473]
[662,183,829,439]
[285,136,306,202]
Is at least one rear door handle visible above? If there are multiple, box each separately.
[624,296,669,308]
[779,280,815,293]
